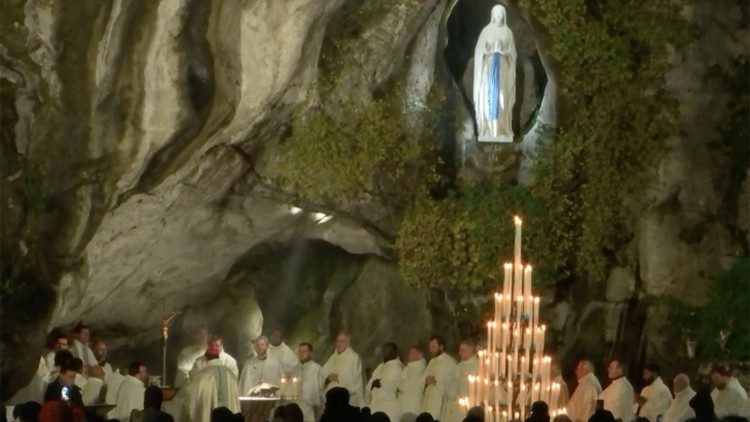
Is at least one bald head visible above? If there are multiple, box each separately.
[575,360,594,380]
[335,332,350,354]
[254,336,269,357]
[673,373,690,393]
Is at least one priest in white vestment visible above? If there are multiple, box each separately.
[71,323,98,371]
[190,335,239,380]
[10,334,71,404]
[637,364,673,422]
[600,359,635,422]
[91,338,115,377]
[664,374,695,422]
[710,365,748,418]
[269,329,300,374]
[399,346,427,420]
[366,342,404,422]
[239,336,284,395]
[421,336,457,420]
[183,346,241,421]
[444,340,479,422]
[114,362,148,422]
[175,327,208,387]
[294,342,323,422]
[321,332,365,407]
[567,360,602,422]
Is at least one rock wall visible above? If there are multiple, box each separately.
[0,0,747,397]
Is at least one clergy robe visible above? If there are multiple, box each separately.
[320,347,365,407]
[184,359,241,421]
[366,358,404,422]
[74,373,104,406]
[711,385,747,418]
[639,377,673,422]
[664,387,695,422]
[174,344,205,387]
[421,352,457,420]
[190,351,239,380]
[114,375,145,422]
[293,359,323,422]
[399,358,427,418]
[238,355,284,395]
[600,376,635,422]
[269,341,299,374]
[71,339,98,367]
[444,355,479,422]
[729,377,749,399]
[567,373,603,422]
[7,355,50,404]
[106,369,126,405]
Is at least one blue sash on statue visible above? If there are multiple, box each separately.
[486,52,501,120]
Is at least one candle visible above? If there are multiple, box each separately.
[487,321,493,357]
[532,296,540,331]
[508,381,514,421]
[520,382,527,421]
[495,293,502,327]
[468,375,475,405]
[513,216,522,266]
[538,325,546,357]
[292,377,299,399]
[551,382,560,411]
[503,263,513,319]
[515,296,523,328]
[494,379,500,419]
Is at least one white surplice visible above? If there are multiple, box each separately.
[175,344,206,387]
[664,387,695,422]
[183,359,240,421]
[444,355,479,422]
[638,377,673,422]
[294,359,323,422]
[320,347,365,407]
[238,355,284,395]
[712,384,748,418]
[421,352,457,420]
[268,341,299,374]
[71,339,98,367]
[399,358,427,417]
[567,372,603,422]
[366,358,404,422]
[190,351,239,380]
[600,376,635,422]
[114,375,145,422]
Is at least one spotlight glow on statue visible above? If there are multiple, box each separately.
[473,5,517,143]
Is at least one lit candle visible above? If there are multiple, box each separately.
[292,377,299,399]
[495,293,502,327]
[508,381,514,421]
[520,382,527,421]
[513,216,522,266]
[468,375,475,405]
[487,321,494,358]
[551,382,560,411]
[515,296,523,328]
[494,379,500,419]
[503,263,513,320]
[532,296,540,331]
[538,325,546,357]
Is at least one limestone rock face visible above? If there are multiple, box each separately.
[0,0,746,397]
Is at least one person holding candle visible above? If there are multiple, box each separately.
[366,342,404,422]
[566,360,602,422]
[599,359,635,422]
[422,335,457,420]
[320,331,365,407]
[399,345,427,419]
[443,339,480,422]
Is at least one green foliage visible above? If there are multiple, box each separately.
[665,258,750,360]
[396,184,567,288]
[522,0,690,281]
[271,91,439,206]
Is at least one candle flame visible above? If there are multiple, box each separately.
[514,216,522,226]
[504,262,513,269]
[526,264,533,272]
[534,296,540,304]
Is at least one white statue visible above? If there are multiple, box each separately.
[473,4,517,143]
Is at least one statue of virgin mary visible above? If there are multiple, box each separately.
[473,5,516,143]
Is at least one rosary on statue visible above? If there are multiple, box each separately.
[460,216,565,422]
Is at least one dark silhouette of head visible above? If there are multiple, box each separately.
[210,406,235,422]
[283,403,304,422]
[382,342,398,362]
[689,388,716,421]
[416,412,435,422]
[528,401,550,422]
[371,411,391,422]
[54,350,74,368]
[588,409,615,422]
[144,385,163,410]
